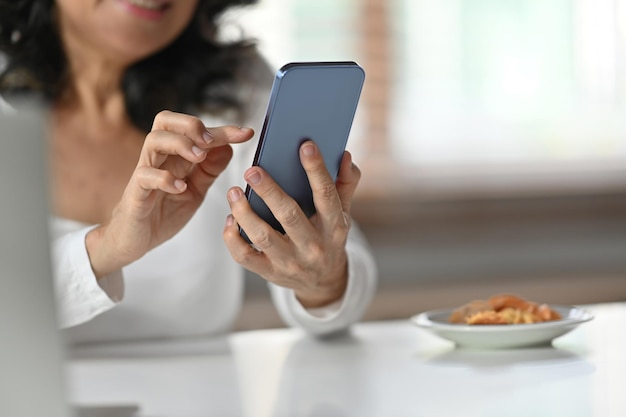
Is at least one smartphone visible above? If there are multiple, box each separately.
[241,61,365,241]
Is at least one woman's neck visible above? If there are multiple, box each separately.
[56,25,132,134]
[55,56,138,143]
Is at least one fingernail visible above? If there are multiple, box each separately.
[302,143,315,156]
[203,129,213,143]
[228,188,242,202]
[192,146,205,156]
[225,214,234,227]
[174,179,187,191]
[245,170,262,185]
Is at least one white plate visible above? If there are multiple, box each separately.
[411,305,594,349]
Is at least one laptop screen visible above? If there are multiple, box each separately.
[0,104,74,417]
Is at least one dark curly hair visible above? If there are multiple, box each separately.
[0,0,259,132]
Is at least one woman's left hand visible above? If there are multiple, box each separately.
[223,141,361,308]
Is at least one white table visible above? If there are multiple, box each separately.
[67,303,626,417]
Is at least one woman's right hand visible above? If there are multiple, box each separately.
[85,110,254,278]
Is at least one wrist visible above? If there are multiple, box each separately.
[295,265,348,309]
[85,225,132,279]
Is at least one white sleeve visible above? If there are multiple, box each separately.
[269,223,378,336]
[51,226,124,328]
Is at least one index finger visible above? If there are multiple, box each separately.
[151,110,254,148]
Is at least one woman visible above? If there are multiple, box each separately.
[0,0,377,343]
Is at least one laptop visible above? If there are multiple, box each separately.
[0,103,138,417]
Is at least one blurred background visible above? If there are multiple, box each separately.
[225,0,626,329]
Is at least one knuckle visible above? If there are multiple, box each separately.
[134,166,155,183]
[134,166,149,178]
[283,259,305,281]
[232,250,251,265]
[316,180,337,200]
[283,258,301,274]
[331,223,349,245]
[277,205,300,228]
[156,171,174,188]
[304,240,325,262]
[153,110,171,126]
[134,167,169,190]
[184,115,203,134]
[251,226,273,250]
[256,183,278,199]
[143,130,159,146]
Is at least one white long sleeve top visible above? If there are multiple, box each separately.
[49,58,378,345]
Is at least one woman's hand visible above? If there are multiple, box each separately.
[86,110,254,278]
[223,141,362,308]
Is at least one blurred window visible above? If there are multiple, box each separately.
[225,0,626,198]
